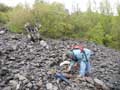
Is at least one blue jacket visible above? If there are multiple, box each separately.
[69,48,93,70]
[73,48,92,62]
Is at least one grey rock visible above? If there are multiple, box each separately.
[0,67,9,76]
[16,83,20,90]
[2,86,11,90]
[46,83,53,90]
[52,85,58,90]
[86,77,94,85]
[40,40,49,49]
[94,78,110,90]
[0,30,5,34]
[27,82,32,88]
[23,79,29,84]
[87,83,94,88]
[12,45,18,50]
[36,80,43,87]
[11,35,18,40]
[9,56,16,61]
[81,82,87,86]
[25,88,30,90]
[9,80,18,89]
[15,74,27,81]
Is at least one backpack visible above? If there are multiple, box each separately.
[71,45,84,52]
[71,45,88,62]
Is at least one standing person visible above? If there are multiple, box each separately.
[66,45,93,78]
[24,22,42,42]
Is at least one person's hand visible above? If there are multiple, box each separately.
[65,68,71,73]
[74,63,79,70]
[76,75,86,81]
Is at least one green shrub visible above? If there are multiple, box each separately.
[0,12,8,26]
[8,5,34,33]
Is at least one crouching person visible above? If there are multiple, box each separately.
[66,45,93,78]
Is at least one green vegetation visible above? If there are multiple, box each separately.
[0,3,11,26]
[0,0,120,50]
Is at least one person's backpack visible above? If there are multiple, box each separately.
[71,45,88,62]
[71,45,84,52]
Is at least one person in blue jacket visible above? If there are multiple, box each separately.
[66,46,93,77]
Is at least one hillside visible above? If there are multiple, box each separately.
[0,31,120,90]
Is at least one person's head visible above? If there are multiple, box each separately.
[66,50,73,59]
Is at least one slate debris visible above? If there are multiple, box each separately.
[0,30,120,90]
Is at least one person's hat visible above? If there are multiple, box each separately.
[66,50,73,58]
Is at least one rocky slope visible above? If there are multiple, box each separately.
[0,31,120,90]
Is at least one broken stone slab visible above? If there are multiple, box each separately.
[0,51,2,56]
[15,74,27,81]
[26,82,33,88]
[81,81,87,86]
[16,83,20,90]
[52,85,58,90]
[24,88,30,90]
[10,35,19,40]
[0,30,6,34]
[9,80,18,88]
[22,78,29,84]
[40,40,49,49]
[8,56,16,61]
[85,77,94,85]
[87,83,94,88]
[0,81,6,87]
[12,44,18,50]
[46,83,53,90]
[0,67,9,76]
[36,80,43,87]
[2,86,11,90]
[106,83,114,89]
[94,78,110,90]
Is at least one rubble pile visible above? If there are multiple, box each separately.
[0,31,120,90]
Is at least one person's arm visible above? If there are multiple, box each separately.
[67,60,75,72]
